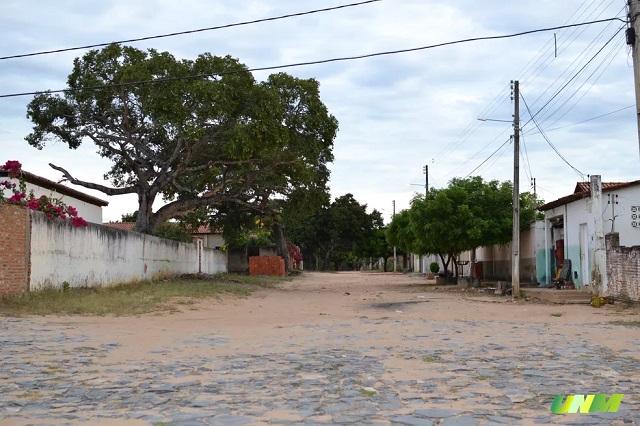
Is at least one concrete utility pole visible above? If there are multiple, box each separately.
[628,1,640,155]
[393,200,397,273]
[424,165,429,195]
[512,80,521,298]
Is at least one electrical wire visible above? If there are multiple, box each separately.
[464,137,512,178]
[0,0,384,61]
[521,94,585,179]
[534,36,625,130]
[433,1,617,165]
[0,17,625,100]
[532,105,634,133]
[520,129,533,182]
[520,25,625,130]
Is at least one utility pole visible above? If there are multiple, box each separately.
[627,1,640,155]
[392,200,397,273]
[423,165,429,195]
[512,80,521,298]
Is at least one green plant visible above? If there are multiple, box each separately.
[550,312,563,317]
[430,262,440,274]
[519,290,527,299]
[62,282,70,293]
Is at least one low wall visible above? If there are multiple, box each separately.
[249,256,285,277]
[0,204,30,296]
[27,210,226,291]
[605,233,640,302]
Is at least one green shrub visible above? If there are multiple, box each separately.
[430,262,440,274]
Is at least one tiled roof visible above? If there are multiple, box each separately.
[539,180,640,211]
[102,222,221,234]
[0,170,109,207]
[102,222,136,231]
[573,182,628,194]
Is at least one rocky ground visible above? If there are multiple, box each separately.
[0,271,639,425]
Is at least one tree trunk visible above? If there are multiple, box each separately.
[271,222,289,273]
[135,191,156,234]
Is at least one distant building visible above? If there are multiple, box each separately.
[102,222,225,248]
[0,169,108,223]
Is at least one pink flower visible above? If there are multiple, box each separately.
[8,193,26,203]
[66,206,78,217]
[26,199,40,210]
[2,160,22,178]
[71,217,88,227]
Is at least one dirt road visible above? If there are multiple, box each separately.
[1,271,639,425]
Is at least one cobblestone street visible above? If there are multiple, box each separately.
[1,272,639,425]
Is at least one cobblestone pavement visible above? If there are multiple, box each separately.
[0,273,639,425]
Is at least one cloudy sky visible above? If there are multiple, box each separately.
[0,0,636,223]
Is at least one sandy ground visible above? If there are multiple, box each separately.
[46,271,640,358]
[1,271,639,425]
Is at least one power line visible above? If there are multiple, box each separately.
[433,2,618,165]
[520,24,625,130]
[0,16,626,100]
[521,93,585,179]
[535,36,624,130]
[0,0,383,61]
[464,137,512,178]
[528,104,634,134]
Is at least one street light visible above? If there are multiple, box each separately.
[477,118,513,123]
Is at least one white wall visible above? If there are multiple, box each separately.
[7,177,103,224]
[542,184,640,288]
[29,211,227,290]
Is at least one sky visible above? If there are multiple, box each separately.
[0,0,637,224]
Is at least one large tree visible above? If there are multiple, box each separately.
[388,176,541,277]
[26,44,338,234]
[286,193,382,270]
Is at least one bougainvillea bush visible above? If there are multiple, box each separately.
[286,240,303,268]
[0,160,88,227]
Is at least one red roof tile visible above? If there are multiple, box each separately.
[102,222,136,231]
[539,180,640,211]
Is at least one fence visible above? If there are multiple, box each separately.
[0,204,227,296]
[605,232,640,302]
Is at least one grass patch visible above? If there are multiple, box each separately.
[422,356,437,363]
[475,375,488,381]
[0,274,290,317]
[609,320,640,327]
[550,312,564,317]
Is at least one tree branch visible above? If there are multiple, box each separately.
[49,163,137,196]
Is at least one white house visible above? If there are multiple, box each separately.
[537,175,640,291]
[0,169,108,223]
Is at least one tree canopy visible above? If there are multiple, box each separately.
[26,44,338,234]
[286,193,384,270]
[387,176,542,275]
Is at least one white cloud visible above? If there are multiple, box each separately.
[0,0,636,226]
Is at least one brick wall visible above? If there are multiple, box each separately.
[249,256,286,277]
[605,233,640,302]
[0,204,30,297]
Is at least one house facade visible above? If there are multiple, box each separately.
[538,176,640,292]
[1,170,108,223]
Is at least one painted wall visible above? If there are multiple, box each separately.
[29,211,227,290]
[5,177,103,224]
[457,222,541,282]
[542,185,640,288]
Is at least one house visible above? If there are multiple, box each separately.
[0,169,108,223]
[537,175,640,291]
[102,222,225,248]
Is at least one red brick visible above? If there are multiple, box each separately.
[0,204,30,297]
